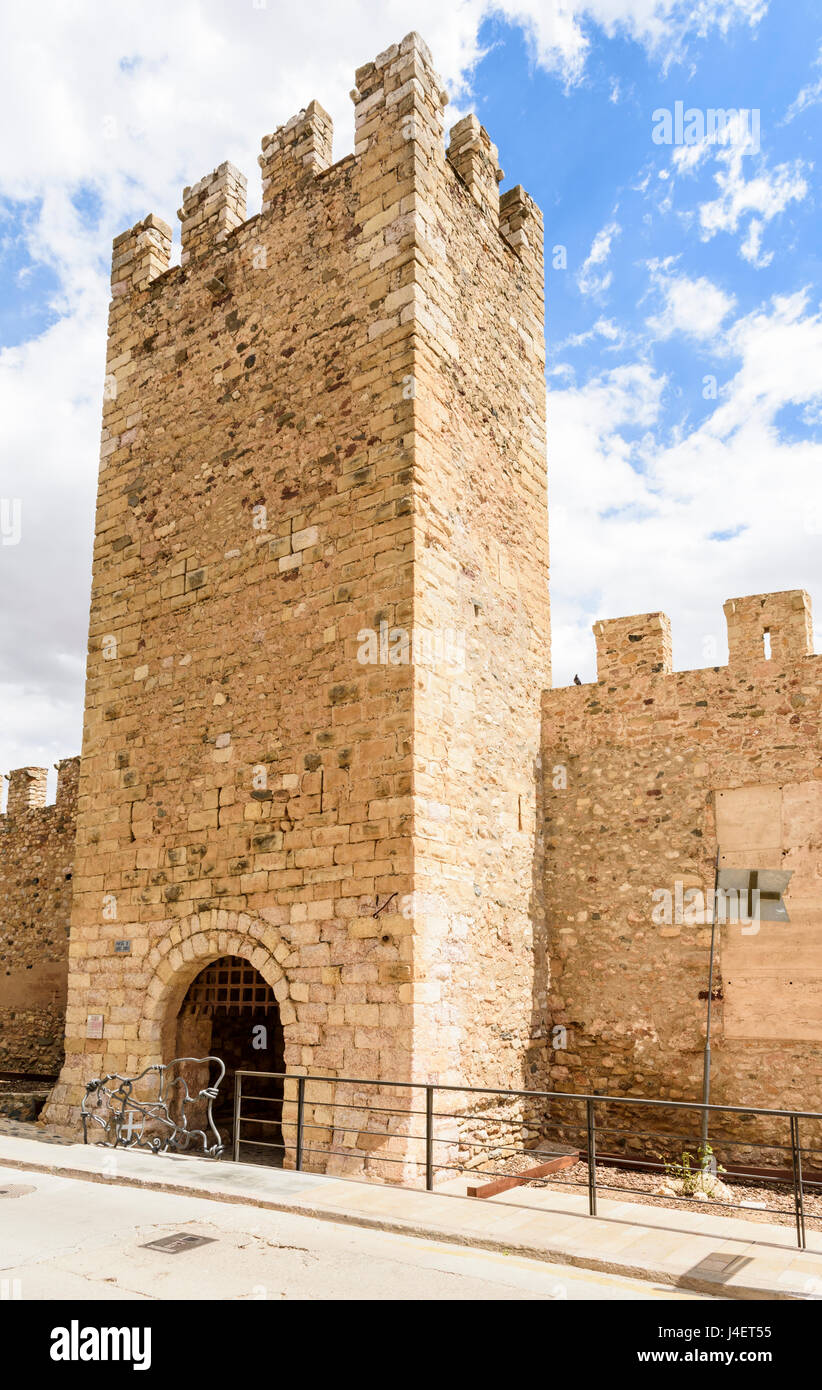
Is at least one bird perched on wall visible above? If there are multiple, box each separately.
[573,674,582,685]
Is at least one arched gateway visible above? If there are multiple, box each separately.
[43,910,295,1157]
[138,914,290,1164]
[175,956,285,1161]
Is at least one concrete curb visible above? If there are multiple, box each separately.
[0,1145,811,1300]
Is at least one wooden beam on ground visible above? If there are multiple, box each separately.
[467,1150,579,1198]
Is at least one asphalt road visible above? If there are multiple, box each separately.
[0,1164,713,1300]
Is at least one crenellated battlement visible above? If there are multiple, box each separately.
[352,31,447,146]
[447,115,503,227]
[583,590,815,686]
[54,756,80,811]
[259,101,333,210]
[107,31,540,311]
[111,213,172,296]
[593,611,672,682]
[499,184,544,257]
[2,756,79,819]
[4,765,47,816]
[178,161,247,266]
[724,588,813,666]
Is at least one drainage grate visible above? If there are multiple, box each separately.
[689,1252,750,1279]
[0,1184,36,1199]
[140,1232,217,1254]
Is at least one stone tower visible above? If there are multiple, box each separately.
[43,33,550,1171]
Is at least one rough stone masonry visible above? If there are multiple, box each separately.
[0,33,818,1170]
[543,592,822,1147]
[0,759,78,1075]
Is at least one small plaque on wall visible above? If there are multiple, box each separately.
[114,940,131,954]
[86,1014,104,1039]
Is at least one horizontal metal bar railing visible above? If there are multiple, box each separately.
[236,1070,822,1118]
[230,1070,821,1249]
[238,1093,428,1120]
[237,1099,819,1142]
[237,1110,812,1163]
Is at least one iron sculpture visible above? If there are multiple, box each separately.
[81,1056,226,1158]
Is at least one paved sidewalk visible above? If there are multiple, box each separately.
[0,1164,706,1301]
[1,1131,820,1299]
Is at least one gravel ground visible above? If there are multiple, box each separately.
[515,1156,822,1231]
[453,1141,821,1230]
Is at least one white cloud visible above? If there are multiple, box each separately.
[672,140,711,174]
[664,118,808,266]
[703,289,822,433]
[558,317,626,349]
[549,289,822,685]
[548,359,666,511]
[646,260,736,341]
[784,43,822,123]
[0,300,103,777]
[577,219,621,295]
[511,0,766,86]
[739,216,770,267]
[697,143,808,265]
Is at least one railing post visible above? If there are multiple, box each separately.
[790,1114,806,1250]
[296,1074,306,1172]
[425,1085,434,1191]
[232,1071,242,1162]
[587,1099,597,1216]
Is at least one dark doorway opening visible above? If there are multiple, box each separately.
[175,956,285,1165]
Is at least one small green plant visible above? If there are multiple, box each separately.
[656,1142,726,1195]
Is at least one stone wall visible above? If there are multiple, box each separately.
[0,758,78,1074]
[542,590,822,1151]
[411,113,549,1100]
[43,33,549,1178]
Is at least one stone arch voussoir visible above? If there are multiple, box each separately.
[138,911,289,1057]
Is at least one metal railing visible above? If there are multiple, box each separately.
[231,1071,822,1250]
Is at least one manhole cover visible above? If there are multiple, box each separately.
[0,1184,36,1198]
[140,1233,216,1254]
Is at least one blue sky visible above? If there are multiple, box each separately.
[477,4,821,355]
[1,0,821,785]
[508,8,814,344]
[468,2,822,679]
